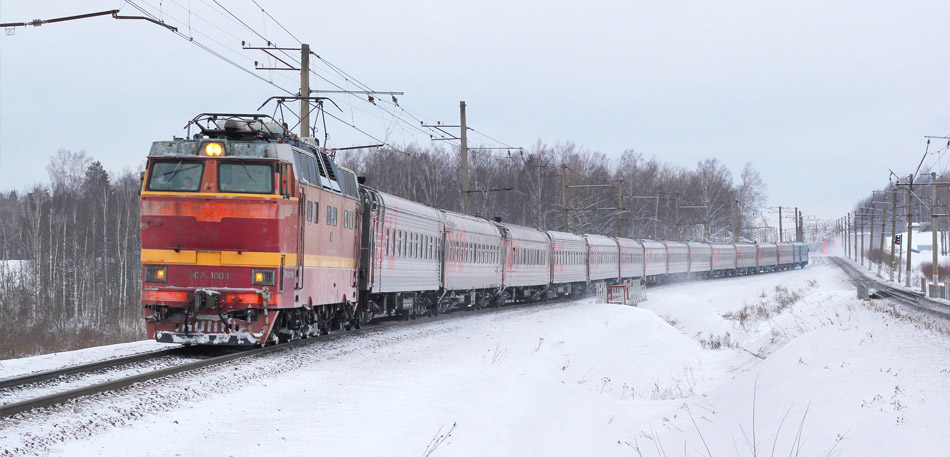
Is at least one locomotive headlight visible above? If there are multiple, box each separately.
[252,269,276,286]
[145,266,167,283]
[204,142,224,157]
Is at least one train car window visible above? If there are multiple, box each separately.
[218,162,274,194]
[147,160,204,192]
[398,231,404,257]
[314,202,319,224]
[307,202,313,222]
[338,169,359,199]
[292,153,313,184]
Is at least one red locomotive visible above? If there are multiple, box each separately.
[141,114,362,345]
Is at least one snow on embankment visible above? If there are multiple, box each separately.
[637,258,950,456]
[4,256,950,456]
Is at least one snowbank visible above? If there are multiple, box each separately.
[2,257,948,456]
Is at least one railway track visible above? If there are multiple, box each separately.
[1,263,818,421]
[829,256,950,318]
[0,296,575,420]
[0,347,188,390]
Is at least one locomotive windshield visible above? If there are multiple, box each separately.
[218,161,274,194]
[147,160,203,192]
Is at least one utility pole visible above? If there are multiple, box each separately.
[932,172,939,285]
[844,213,851,259]
[906,174,914,287]
[731,190,740,242]
[561,164,569,232]
[851,211,863,265]
[674,193,681,241]
[862,209,868,267]
[459,101,470,215]
[794,208,799,242]
[616,181,624,237]
[778,206,783,242]
[799,212,804,242]
[299,43,311,138]
[879,199,887,277]
[890,190,897,281]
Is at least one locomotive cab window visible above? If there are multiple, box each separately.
[147,160,204,192]
[218,162,274,194]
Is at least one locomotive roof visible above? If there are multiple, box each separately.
[148,138,288,159]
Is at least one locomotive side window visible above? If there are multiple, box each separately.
[218,162,274,194]
[307,202,313,222]
[147,160,203,192]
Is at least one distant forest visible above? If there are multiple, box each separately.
[337,141,768,241]
[0,145,767,358]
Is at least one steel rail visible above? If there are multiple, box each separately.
[0,348,187,390]
[829,256,950,318]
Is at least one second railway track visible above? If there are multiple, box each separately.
[829,256,950,317]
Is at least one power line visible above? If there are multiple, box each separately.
[125,1,290,94]
[248,0,301,44]
[136,0,516,155]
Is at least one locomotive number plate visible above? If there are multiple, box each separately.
[190,271,230,280]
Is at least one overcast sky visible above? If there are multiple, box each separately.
[2,1,949,226]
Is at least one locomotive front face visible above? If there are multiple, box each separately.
[140,139,298,345]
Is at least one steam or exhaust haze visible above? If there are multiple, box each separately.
[1,1,949,223]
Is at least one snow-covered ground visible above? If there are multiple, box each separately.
[2,256,949,456]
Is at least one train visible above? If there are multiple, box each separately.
[140,113,808,346]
